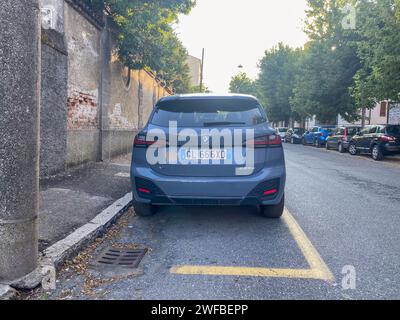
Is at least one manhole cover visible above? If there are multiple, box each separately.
[94,247,147,269]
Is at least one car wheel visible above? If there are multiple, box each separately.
[338,143,345,153]
[133,200,157,217]
[261,194,285,219]
[314,139,320,148]
[349,143,358,156]
[302,138,306,146]
[372,145,384,161]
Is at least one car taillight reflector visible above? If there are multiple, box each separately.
[263,189,278,196]
[138,188,151,194]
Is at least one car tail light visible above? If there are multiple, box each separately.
[246,135,282,147]
[380,135,395,142]
[138,188,151,194]
[263,188,278,196]
[134,134,168,147]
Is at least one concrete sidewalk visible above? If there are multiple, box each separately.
[38,154,132,252]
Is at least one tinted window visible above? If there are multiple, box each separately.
[293,128,305,134]
[151,99,266,127]
[278,128,288,133]
[385,125,400,135]
[369,126,378,134]
[346,127,360,136]
[361,127,370,135]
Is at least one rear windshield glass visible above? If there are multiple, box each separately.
[278,128,288,132]
[293,128,305,134]
[151,99,266,127]
[346,127,360,136]
[385,125,400,135]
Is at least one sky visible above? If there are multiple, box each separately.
[175,0,309,93]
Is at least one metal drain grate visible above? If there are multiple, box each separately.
[95,247,147,268]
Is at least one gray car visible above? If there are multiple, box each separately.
[130,94,286,218]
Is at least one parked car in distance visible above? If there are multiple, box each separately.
[284,128,305,144]
[302,126,337,148]
[326,126,361,153]
[276,127,288,141]
[349,124,400,161]
[131,94,286,218]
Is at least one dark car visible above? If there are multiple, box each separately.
[348,124,400,161]
[325,126,361,153]
[131,94,286,218]
[284,127,305,144]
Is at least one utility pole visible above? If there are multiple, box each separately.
[0,0,40,281]
[199,48,205,93]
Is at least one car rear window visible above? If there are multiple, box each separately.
[385,125,400,135]
[293,128,305,134]
[278,128,288,133]
[346,127,360,136]
[151,99,267,127]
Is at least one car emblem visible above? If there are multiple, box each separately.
[202,136,209,143]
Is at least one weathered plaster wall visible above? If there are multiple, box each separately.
[38,1,171,174]
[40,29,68,177]
[100,23,170,161]
[64,1,101,167]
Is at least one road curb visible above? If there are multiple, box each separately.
[0,284,17,300]
[1,193,132,298]
[42,192,132,269]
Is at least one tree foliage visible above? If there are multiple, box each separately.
[229,72,258,96]
[258,43,303,124]
[97,0,196,92]
[351,0,400,108]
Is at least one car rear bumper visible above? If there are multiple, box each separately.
[383,144,400,153]
[131,165,286,206]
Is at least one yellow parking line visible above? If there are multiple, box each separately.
[282,209,334,282]
[170,208,334,282]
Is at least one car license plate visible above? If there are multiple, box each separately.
[179,148,231,161]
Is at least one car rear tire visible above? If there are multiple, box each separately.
[133,200,157,217]
[338,143,345,153]
[372,145,384,161]
[302,138,306,146]
[261,194,285,219]
[349,143,358,156]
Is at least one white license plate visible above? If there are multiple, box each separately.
[179,149,229,161]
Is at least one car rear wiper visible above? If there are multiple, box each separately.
[203,121,246,127]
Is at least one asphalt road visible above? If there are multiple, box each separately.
[34,144,400,300]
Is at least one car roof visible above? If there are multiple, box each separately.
[158,93,259,103]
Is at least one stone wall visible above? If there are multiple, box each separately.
[38,0,171,177]
[40,29,68,176]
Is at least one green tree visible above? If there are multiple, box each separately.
[291,0,361,123]
[351,0,400,110]
[257,43,303,124]
[100,0,195,92]
[229,72,257,96]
